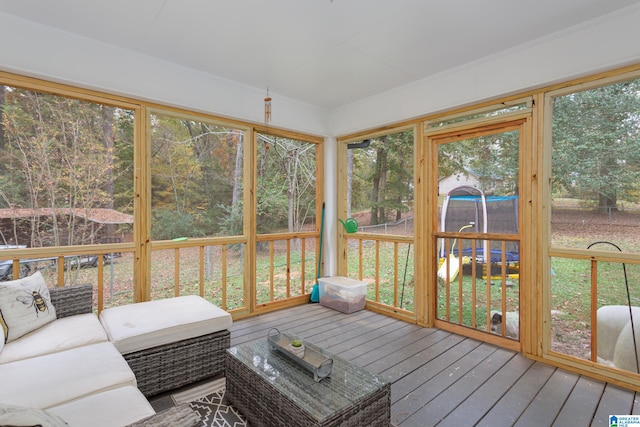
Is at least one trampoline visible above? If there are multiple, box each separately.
[439,186,519,275]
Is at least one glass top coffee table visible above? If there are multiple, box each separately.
[226,336,390,426]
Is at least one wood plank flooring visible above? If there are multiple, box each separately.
[230,304,640,426]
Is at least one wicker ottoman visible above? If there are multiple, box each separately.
[99,295,232,396]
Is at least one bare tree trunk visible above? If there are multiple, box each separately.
[102,106,115,210]
[598,193,618,213]
[0,86,5,155]
[379,149,387,221]
[287,147,299,232]
[196,122,216,210]
[371,145,387,225]
[258,138,269,179]
[371,152,380,225]
[232,134,243,207]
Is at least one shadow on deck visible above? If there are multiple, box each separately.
[230,304,640,427]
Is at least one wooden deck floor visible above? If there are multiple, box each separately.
[230,304,640,427]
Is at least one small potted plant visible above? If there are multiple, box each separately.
[289,339,305,358]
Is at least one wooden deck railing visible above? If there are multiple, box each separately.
[0,232,321,316]
[0,243,135,314]
[434,232,520,347]
[549,246,640,368]
[150,236,247,312]
[255,232,319,307]
[344,233,415,320]
[0,229,421,324]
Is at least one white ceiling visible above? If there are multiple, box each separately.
[1,0,639,109]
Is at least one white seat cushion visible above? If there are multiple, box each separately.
[0,341,136,409]
[0,313,108,364]
[48,386,155,427]
[99,295,232,354]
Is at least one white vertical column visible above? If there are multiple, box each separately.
[323,136,337,276]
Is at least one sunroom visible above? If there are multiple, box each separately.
[2,1,640,425]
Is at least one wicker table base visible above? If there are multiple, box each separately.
[226,338,390,427]
[125,329,230,397]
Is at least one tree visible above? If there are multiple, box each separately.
[346,147,354,217]
[101,105,115,209]
[149,114,244,238]
[256,134,316,234]
[370,138,387,225]
[352,131,413,226]
[438,129,519,196]
[113,109,135,214]
[385,132,414,220]
[1,88,127,246]
[552,79,640,211]
[0,86,5,154]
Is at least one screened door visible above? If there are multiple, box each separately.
[428,113,527,349]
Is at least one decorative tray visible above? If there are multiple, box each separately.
[267,328,333,382]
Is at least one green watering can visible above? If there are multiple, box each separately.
[338,218,359,233]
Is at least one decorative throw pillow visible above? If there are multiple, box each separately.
[0,403,69,426]
[0,271,57,343]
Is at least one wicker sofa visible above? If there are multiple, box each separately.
[0,279,231,426]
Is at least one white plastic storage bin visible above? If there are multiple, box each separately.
[318,276,367,314]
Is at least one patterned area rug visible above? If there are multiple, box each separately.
[172,378,248,427]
